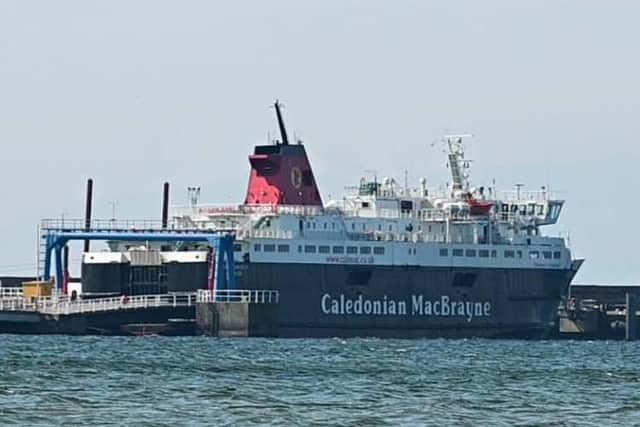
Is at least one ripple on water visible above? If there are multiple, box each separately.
[1,336,640,426]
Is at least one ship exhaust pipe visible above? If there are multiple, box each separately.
[83,178,93,252]
[162,182,170,229]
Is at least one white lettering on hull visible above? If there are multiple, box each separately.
[322,294,491,322]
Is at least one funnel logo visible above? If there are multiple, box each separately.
[291,167,302,189]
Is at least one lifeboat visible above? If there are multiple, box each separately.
[466,194,494,216]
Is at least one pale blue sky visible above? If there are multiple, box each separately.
[0,1,638,283]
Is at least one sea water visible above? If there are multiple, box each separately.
[1,336,639,426]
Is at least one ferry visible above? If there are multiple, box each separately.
[82,101,582,338]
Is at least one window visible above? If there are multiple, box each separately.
[324,222,327,230]
[319,245,330,254]
[277,244,290,253]
[360,247,371,255]
[306,222,310,229]
[400,200,413,211]
[373,247,385,255]
[491,250,497,258]
[352,223,355,230]
[453,249,464,257]
[543,251,552,260]
[332,246,344,254]
[479,249,489,258]
[233,244,242,252]
[254,244,261,252]
[553,251,562,259]
[304,245,316,253]
[529,251,539,259]
[298,245,302,253]
[439,248,449,257]
[465,249,476,257]
[264,244,275,252]
[517,250,523,259]
[346,246,358,254]
[505,250,515,258]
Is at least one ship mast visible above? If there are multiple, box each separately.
[444,134,472,192]
[274,100,289,145]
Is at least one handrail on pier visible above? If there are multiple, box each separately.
[197,289,279,304]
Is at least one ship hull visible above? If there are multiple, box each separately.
[236,262,573,339]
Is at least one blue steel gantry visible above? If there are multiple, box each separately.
[42,230,236,292]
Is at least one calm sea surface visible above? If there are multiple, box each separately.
[0,336,639,426]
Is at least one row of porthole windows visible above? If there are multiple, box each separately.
[439,248,562,259]
[304,220,444,234]
[253,243,385,255]
[306,221,337,230]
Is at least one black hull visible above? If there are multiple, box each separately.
[236,262,574,339]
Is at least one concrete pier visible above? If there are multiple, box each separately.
[196,301,279,337]
[558,284,640,340]
[195,290,279,337]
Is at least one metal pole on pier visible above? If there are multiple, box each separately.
[83,178,93,252]
[626,292,637,341]
[162,182,170,229]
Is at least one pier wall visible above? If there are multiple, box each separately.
[196,302,278,337]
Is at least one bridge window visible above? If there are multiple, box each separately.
[465,249,476,257]
[304,245,316,253]
[543,251,552,259]
[529,251,539,259]
[264,244,275,252]
[346,246,358,254]
[453,249,464,257]
[505,250,515,258]
[332,246,344,254]
[491,250,497,258]
[373,247,385,255]
[479,249,489,258]
[277,244,290,253]
[360,247,371,255]
[517,250,523,259]
[439,248,449,257]
[233,244,242,252]
[318,245,330,254]
[254,244,261,252]
[553,251,562,259]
